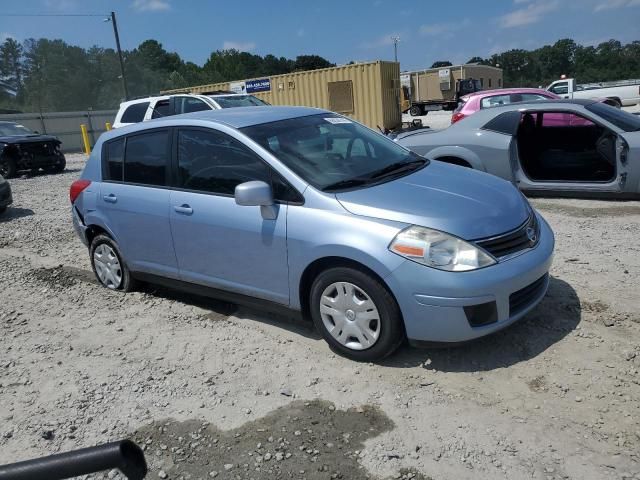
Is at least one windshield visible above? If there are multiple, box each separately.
[0,122,34,136]
[212,95,270,108]
[241,114,425,191]
[585,102,640,132]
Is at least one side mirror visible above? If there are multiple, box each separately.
[34,130,39,134]
[234,181,277,219]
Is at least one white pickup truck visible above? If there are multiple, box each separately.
[546,78,640,107]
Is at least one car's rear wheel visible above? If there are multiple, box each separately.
[0,156,17,178]
[90,234,136,292]
[409,105,423,117]
[310,267,404,361]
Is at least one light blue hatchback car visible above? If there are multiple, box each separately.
[70,106,554,361]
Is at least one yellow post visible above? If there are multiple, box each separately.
[105,122,112,131]
[80,124,91,154]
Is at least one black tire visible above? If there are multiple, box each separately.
[309,267,404,361]
[89,234,137,292]
[409,105,422,117]
[45,156,66,174]
[0,156,17,179]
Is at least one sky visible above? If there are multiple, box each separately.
[0,0,639,71]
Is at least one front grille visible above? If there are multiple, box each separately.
[21,142,56,156]
[509,274,548,316]
[474,213,539,259]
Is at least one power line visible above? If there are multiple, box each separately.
[0,13,108,17]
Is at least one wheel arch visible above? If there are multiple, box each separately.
[298,256,403,325]
[426,146,485,171]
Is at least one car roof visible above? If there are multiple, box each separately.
[462,87,554,101]
[103,106,326,141]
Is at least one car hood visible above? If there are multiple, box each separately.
[0,134,61,144]
[335,161,530,240]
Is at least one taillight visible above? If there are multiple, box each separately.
[451,112,466,124]
[70,179,91,204]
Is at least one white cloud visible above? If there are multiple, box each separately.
[223,41,256,52]
[594,0,640,11]
[419,18,470,37]
[498,1,558,28]
[360,33,405,49]
[131,0,171,12]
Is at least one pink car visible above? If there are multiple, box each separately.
[451,88,617,127]
[452,88,560,124]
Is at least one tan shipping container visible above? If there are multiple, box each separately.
[162,61,402,130]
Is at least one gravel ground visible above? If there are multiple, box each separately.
[0,154,639,480]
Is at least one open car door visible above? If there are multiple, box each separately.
[512,108,626,196]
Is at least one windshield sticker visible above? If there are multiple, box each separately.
[324,117,352,124]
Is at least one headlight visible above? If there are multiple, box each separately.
[389,226,496,271]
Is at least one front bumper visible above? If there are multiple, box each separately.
[386,212,555,343]
[0,182,12,209]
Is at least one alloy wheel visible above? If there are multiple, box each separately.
[319,281,381,350]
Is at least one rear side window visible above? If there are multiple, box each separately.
[480,94,511,109]
[177,129,271,195]
[120,102,149,123]
[482,111,521,135]
[151,99,172,119]
[124,130,169,187]
[104,138,124,181]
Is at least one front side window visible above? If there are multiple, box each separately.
[124,130,169,187]
[241,114,425,191]
[177,97,211,114]
[480,94,511,109]
[120,102,149,123]
[177,129,272,195]
[550,82,568,95]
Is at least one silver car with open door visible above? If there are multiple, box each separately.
[396,100,640,198]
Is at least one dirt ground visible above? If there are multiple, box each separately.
[0,154,639,480]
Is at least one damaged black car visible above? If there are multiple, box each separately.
[0,121,66,178]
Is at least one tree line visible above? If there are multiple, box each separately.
[433,38,640,88]
[1,36,639,113]
[0,38,334,113]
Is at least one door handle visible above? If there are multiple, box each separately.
[103,194,117,203]
[174,204,193,215]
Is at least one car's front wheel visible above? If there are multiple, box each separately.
[89,234,136,291]
[0,156,17,178]
[310,267,404,361]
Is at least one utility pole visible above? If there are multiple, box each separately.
[109,11,129,100]
[391,36,400,64]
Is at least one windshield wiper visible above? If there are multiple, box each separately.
[367,158,427,180]
[322,177,370,192]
